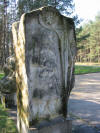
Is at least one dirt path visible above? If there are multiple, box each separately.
[7,73,100,132]
[68,73,100,133]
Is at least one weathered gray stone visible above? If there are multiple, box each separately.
[29,118,72,133]
[0,55,16,94]
[0,55,17,107]
[12,6,76,133]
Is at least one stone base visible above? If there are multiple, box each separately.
[29,118,72,133]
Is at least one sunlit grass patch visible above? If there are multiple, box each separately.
[75,65,100,75]
[0,73,4,79]
[0,104,18,133]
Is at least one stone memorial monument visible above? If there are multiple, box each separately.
[12,6,76,133]
[0,55,16,107]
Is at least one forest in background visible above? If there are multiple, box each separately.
[0,0,75,68]
[1,0,100,68]
[76,13,100,63]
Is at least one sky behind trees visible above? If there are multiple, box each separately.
[74,0,100,25]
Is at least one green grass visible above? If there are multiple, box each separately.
[75,65,100,75]
[0,104,18,133]
[0,73,4,79]
[0,73,18,133]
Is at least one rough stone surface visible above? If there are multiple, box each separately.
[12,6,76,133]
[0,55,17,107]
[29,119,72,133]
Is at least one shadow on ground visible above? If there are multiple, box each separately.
[68,73,100,133]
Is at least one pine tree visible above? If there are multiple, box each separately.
[0,0,17,67]
[76,13,100,63]
[17,0,74,19]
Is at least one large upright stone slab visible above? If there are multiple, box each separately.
[12,6,76,133]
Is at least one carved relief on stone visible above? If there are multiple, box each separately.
[12,6,76,133]
[28,26,62,119]
[39,11,56,25]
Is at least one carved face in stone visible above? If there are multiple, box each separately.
[40,12,56,25]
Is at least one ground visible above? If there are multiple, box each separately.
[1,71,100,132]
[68,73,100,133]
[0,104,18,133]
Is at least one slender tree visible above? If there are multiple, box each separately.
[0,0,17,67]
[2,0,8,65]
